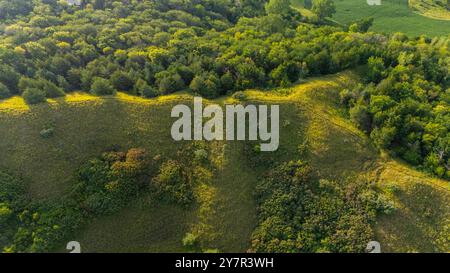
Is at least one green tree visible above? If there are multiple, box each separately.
[350,104,372,133]
[371,126,397,149]
[90,77,116,96]
[304,0,312,9]
[190,73,220,98]
[134,79,157,98]
[265,0,292,16]
[349,17,374,33]
[0,0,34,20]
[22,88,46,105]
[93,0,106,10]
[0,65,20,94]
[367,57,385,83]
[110,70,134,92]
[18,77,64,98]
[0,83,11,99]
[312,0,336,20]
[42,80,65,98]
[156,72,185,95]
[220,72,235,94]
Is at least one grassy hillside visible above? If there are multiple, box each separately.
[375,159,450,252]
[410,0,450,20]
[0,71,448,252]
[292,0,450,37]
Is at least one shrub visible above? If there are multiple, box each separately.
[0,171,27,251]
[0,203,12,225]
[232,91,247,100]
[375,195,396,214]
[385,183,401,195]
[76,148,153,215]
[250,161,384,253]
[22,88,46,105]
[39,128,54,139]
[402,149,421,165]
[90,77,116,96]
[152,160,194,206]
[0,171,26,205]
[182,232,199,249]
[349,17,374,33]
[194,149,208,163]
[339,89,355,107]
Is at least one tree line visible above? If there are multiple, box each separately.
[0,0,373,103]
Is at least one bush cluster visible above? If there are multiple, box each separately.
[0,147,199,252]
[249,160,393,253]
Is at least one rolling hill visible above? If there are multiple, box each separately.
[292,0,450,37]
[410,0,450,20]
[0,71,448,252]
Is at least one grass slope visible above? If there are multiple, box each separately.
[410,0,450,20]
[292,0,450,37]
[0,71,448,252]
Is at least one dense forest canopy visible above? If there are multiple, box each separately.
[1,0,379,101]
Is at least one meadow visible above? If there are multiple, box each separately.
[293,0,450,37]
[0,71,448,252]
